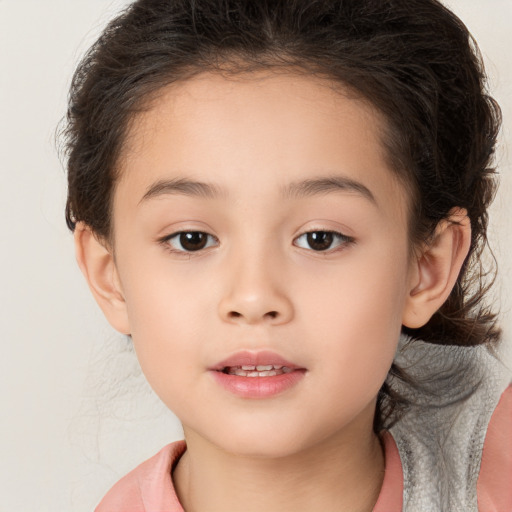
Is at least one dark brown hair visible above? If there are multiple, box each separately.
[62,0,502,430]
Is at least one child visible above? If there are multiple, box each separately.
[63,0,511,510]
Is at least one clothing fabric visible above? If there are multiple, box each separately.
[386,336,512,511]
[95,338,512,512]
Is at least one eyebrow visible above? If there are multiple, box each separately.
[139,175,376,204]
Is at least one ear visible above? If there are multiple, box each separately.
[402,208,471,329]
[74,223,131,335]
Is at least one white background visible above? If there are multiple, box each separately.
[0,1,510,510]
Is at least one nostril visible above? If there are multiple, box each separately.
[227,310,278,319]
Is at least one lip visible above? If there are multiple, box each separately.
[209,350,306,399]
[209,350,303,372]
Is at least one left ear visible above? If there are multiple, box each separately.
[402,208,471,329]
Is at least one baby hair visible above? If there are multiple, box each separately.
[63,0,502,430]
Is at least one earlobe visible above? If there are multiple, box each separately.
[74,223,131,334]
[402,208,471,329]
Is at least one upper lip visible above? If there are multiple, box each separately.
[210,350,304,371]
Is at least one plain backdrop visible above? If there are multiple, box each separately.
[0,1,510,510]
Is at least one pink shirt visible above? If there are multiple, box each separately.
[95,385,512,511]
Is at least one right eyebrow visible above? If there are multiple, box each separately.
[139,177,226,204]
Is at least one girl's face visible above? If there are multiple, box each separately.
[111,71,417,456]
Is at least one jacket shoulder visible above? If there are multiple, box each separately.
[94,440,186,512]
[478,384,512,511]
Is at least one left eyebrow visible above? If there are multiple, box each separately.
[139,174,376,204]
[281,176,376,204]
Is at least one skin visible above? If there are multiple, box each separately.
[75,70,471,512]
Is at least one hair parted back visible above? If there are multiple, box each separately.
[63,0,502,430]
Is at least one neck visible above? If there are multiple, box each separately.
[173,405,385,512]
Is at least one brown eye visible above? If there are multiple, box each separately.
[306,231,333,251]
[294,230,352,252]
[166,231,217,252]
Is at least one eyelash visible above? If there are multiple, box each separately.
[158,230,354,255]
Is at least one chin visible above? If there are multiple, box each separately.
[199,418,330,460]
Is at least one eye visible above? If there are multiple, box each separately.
[294,230,353,252]
[162,231,218,253]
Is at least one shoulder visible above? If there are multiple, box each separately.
[378,384,512,512]
[387,337,512,510]
[94,440,186,512]
[477,384,512,511]
[373,431,404,512]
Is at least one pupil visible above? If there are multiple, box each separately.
[180,232,207,251]
[307,231,333,251]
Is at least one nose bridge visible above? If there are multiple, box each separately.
[218,235,294,325]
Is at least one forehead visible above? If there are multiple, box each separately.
[123,70,385,161]
[116,70,408,225]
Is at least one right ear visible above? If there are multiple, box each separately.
[74,223,131,335]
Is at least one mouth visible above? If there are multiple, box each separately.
[209,350,306,398]
[210,350,304,374]
[220,364,295,377]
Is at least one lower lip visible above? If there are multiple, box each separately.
[210,369,306,398]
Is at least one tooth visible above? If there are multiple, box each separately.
[257,370,283,377]
[273,365,283,370]
[256,365,273,371]
[242,365,256,371]
[227,368,287,377]
[258,370,279,376]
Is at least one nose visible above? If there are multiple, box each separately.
[217,250,294,326]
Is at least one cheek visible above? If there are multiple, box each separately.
[119,258,213,391]
[302,249,409,394]
[304,242,409,326]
